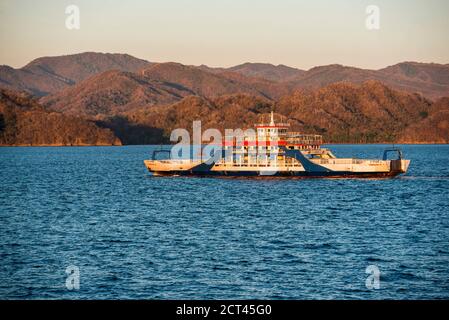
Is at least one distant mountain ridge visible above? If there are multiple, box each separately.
[41,62,292,117]
[0,52,151,96]
[140,62,273,99]
[286,62,449,100]
[227,62,305,82]
[0,52,448,145]
[1,52,448,99]
[210,61,449,100]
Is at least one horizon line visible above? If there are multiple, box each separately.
[2,51,448,72]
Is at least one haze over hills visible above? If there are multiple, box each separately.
[0,52,448,145]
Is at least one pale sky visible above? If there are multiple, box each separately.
[0,0,448,69]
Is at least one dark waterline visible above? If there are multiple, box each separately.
[0,144,448,299]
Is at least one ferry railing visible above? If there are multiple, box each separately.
[254,122,290,127]
[311,158,385,165]
[285,133,323,145]
[219,153,303,168]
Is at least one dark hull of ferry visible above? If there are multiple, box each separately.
[151,170,403,178]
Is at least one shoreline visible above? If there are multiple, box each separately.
[1,142,448,147]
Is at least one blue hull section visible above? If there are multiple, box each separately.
[152,170,401,178]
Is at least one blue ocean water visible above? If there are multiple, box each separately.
[0,144,448,299]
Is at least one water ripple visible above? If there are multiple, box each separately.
[0,144,448,299]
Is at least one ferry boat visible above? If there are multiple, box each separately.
[144,112,410,178]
